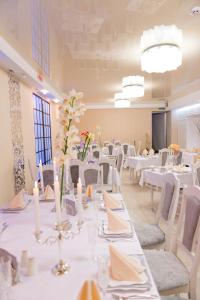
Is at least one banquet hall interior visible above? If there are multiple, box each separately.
[0,0,200,299]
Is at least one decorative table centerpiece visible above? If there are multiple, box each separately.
[55,89,86,203]
[77,131,94,161]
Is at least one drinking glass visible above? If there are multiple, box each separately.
[97,256,110,299]
[0,258,12,300]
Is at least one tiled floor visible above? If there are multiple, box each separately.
[121,169,200,299]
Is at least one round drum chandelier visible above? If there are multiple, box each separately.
[114,92,130,108]
[122,76,144,98]
[140,25,182,73]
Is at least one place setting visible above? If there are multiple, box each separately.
[99,191,125,211]
[96,244,155,300]
[0,190,31,214]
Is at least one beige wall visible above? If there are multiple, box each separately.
[0,0,66,92]
[77,108,152,149]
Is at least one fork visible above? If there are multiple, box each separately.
[112,294,159,299]
[105,237,134,242]
[0,222,8,235]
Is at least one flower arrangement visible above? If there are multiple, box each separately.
[55,89,86,202]
[77,131,94,161]
[169,144,180,153]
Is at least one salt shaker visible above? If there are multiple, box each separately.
[27,257,37,276]
[20,250,28,268]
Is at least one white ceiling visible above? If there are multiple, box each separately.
[50,0,200,104]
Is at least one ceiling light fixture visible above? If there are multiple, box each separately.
[122,75,144,98]
[40,89,49,95]
[140,25,182,73]
[114,92,130,108]
[53,98,60,103]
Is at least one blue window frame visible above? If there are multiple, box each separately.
[33,94,52,166]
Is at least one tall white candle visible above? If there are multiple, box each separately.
[53,157,57,182]
[54,175,61,224]
[33,181,40,234]
[39,160,44,193]
[77,177,83,222]
[65,158,69,190]
[77,177,82,198]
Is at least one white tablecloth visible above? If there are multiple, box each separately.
[140,168,193,188]
[0,194,160,300]
[126,155,161,171]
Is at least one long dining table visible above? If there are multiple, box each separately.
[0,193,160,300]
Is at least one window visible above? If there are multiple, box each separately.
[33,94,52,166]
[32,0,49,75]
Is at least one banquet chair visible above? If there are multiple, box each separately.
[128,145,137,157]
[102,146,109,155]
[92,149,101,159]
[113,145,122,156]
[99,158,115,192]
[80,164,103,190]
[39,164,54,189]
[124,145,136,170]
[122,143,129,157]
[144,185,200,299]
[91,144,98,150]
[134,173,180,250]
[103,141,110,147]
[115,152,124,191]
[174,151,183,166]
[137,140,142,155]
[192,161,200,185]
[108,143,114,155]
[159,148,169,166]
[69,160,82,189]
[114,140,121,146]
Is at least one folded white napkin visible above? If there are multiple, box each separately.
[109,244,147,283]
[103,191,121,209]
[44,185,54,200]
[107,209,130,233]
[8,189,25,209]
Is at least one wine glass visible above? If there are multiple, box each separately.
[97,256,110,299]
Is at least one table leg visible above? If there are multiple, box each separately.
[151,186,155,212]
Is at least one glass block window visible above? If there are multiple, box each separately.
[33,94,52,166]
[32,0,49,75]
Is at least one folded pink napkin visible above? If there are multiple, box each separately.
[9,189,25,209]
[109,244,145,283]
[103,191,121,209]
[107,209,130,233]
[44,185,54,200]
[77,280,101,300]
